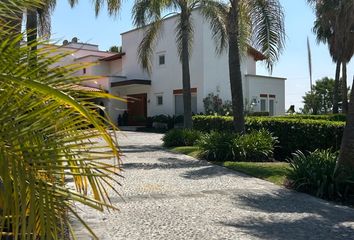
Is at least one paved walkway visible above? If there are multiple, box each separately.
[75,131,354,240]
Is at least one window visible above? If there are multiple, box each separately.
[157,95,163,105]
[158,54,165,65]
[175,95,197,115]
[260,99,267,112]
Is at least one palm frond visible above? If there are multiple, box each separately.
[93,0,121,16]
[238,0,252,57]
[248,0,285,72]
[133,0,175,71]
[138,20,163,72]
[175,7,194,62]
[0,2,122,239]
[199,0,229,54]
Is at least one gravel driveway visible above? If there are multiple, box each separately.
[74,131,354,240]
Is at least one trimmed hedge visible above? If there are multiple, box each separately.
[275,114,346,122]
[193,115,345,160]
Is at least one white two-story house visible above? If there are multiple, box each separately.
[52,10,286,126]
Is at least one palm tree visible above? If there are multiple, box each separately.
[132,0,204,128]
[336,76,354,173]
[309,0,354,114]
[201,0,285,133]
[336,0,354,113]
[312,5,341,113]
[1,1,122,238]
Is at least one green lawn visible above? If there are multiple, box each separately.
[219,162,289,185]
[170,146,290,186]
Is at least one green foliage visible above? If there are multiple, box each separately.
[0,2,122,238]
[197,131,237,161]
[197,130,276,162]
[222,162,289,186]
[301,77,348,114]
[276,114,346,122]
[150,115,184,129]
[203,93,233,116]
[193,115,345,160]
[162,129,201,147]
[287,150,353,200]
[109,45,122,53]
[236,130,277,162]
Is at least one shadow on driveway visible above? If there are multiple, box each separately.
[220,189,354,240]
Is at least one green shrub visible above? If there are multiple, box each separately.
[276,114,346,122]
[192,115,344,160]
[150,115,184,129]
[236,130,277,162]
[197,130,276,162]
[163,129,201,147]
[287,150,353,200]
[197,131,237,161]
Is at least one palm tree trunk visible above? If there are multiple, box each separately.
[26,9,38,64]
[333,61,341,114]
[228,2,245,134]
[180,10,193,129]
[336,76,354,171]
[341,61,348,114]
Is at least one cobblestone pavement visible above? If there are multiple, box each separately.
[74,131,354,240]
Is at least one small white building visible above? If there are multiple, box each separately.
[53,10,286,126]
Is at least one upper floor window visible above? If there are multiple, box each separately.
[159,54,165,66]
[157,95,163,105]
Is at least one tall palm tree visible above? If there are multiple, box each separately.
[309,0,354,114]
[132,0,207,129]
[1,1,122,239]
[201,0,285,133]
[336,0,354,113]
[336,76,354,174]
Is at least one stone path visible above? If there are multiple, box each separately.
[74,131,354,240]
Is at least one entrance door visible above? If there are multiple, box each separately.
[127,93,147,126]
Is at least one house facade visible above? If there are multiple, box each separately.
[53,10,286,126]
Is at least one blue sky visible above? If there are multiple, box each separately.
[51,0,353,110]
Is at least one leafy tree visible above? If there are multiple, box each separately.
[0,1,122,239]
[201,0,285,133]
[109,45,122,53]
[302,77,339,114]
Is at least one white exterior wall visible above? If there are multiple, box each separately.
[246,75,286,115]
[121,32,150,79]
[201,14,258,106]
[48,10,286,124]
[109,60,123,76]
[117,10,286,118]
[120,11,206,116]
